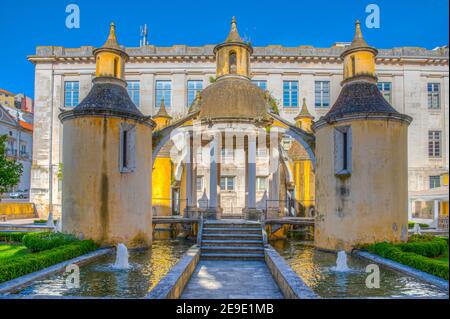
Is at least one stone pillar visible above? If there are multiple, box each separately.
[186,134,193,209]
[208,136,218,219]
[247,134,256,209]
[434,200,440,222]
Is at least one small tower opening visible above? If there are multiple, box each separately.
[351,56,356,77]
[229,51,237,74]
[114,58,119,78]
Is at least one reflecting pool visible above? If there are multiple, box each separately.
[271,237,448,299]
[17,239,193,298]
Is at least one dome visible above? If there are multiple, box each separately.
[198,77,269,120]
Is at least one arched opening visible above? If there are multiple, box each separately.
[229,51,237,74]
[351,56,356,77]
[114,57,119,78]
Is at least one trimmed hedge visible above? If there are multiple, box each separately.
[0,232,30,243]
[0,240,98,283]
[397,236,448,258]
[367,242,449,280]
[22,232,78,252]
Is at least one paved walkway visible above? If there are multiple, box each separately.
[181,260,284,299]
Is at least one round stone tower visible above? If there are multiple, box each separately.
[59,23,155,248]
[313,21,412,251]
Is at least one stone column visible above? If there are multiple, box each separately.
[186,134,193,209]
[209,136,218,210]
[247,134,256,209]
[434,200,440,222]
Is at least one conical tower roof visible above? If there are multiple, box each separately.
[295,98,313,120]
[101,23,123,51]
[341,20,377,57]
[154,97,172,119]
[225,16,244,43]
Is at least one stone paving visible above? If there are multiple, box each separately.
[181,260,284,299]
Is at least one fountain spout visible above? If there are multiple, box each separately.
[332,250,350,272]
[113,243,130,270]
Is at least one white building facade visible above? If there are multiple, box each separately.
[0,105,33,192]
[28,44,449,219]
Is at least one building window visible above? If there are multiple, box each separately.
[428,83,440,109]
[256,177,267,191]
[252,80,267,91]
[64,81,79,107]
[220,176,235,191]
[377,82,392,103]
[315,81,330,108]
[127,81,140,107]
[283,81,298,107]
[229,52,237,74]
[187,80,203,107]
[221,148,234,158]
[119,123,136,173]
[334,126,352,175]
[429,176,441,189]
[196,176,204,192]
[428,131,441,158]
[156,80,172,107]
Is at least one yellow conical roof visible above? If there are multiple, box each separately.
[154,97,172,119]
[101,22,122,50]
[225,16,244,43]
[295,98,313,120]
[342,20,377,56]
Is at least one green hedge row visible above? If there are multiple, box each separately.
[408,222,429,229]
[397,236,448,258]
[0,232,30,243]
[0,240,98,283]
[22,232,77,252]
[367,242,449,280]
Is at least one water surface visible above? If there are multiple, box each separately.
[18,239,193,298]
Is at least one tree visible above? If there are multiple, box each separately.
[0,135,23,201]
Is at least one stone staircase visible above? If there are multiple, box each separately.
[200,220,265,260]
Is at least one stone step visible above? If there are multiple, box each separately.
[203,222,261,229]
[201,246,265,254]
[202,233,263,240]
[200,252,265,260]
[201,239,264,247]
[202,227,261,234]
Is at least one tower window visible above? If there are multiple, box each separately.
[120,123,136,173]
[351,56,356,77]
[229,51,237,74]
[334,126,352,176]
[114,58,119,78]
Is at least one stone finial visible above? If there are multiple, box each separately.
[102,22,122,50]
[225,16,244,43]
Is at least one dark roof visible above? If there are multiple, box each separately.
[74,79,144,118]
[322,81,400,122]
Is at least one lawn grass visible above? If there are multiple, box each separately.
[434,249,448,264]
[0,243,30,261]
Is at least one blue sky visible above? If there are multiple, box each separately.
[0,0,448,97]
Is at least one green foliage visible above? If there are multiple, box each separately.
[0,244,29,261]
[57,163,63,181]
[398,237,447,258]
[0,232,30,243]
[0,240,97,283]
[209,76,216,83]
[0,135,23,197]
[33,219,48,224]
[366,237,449,280]
[22,232,78,252]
